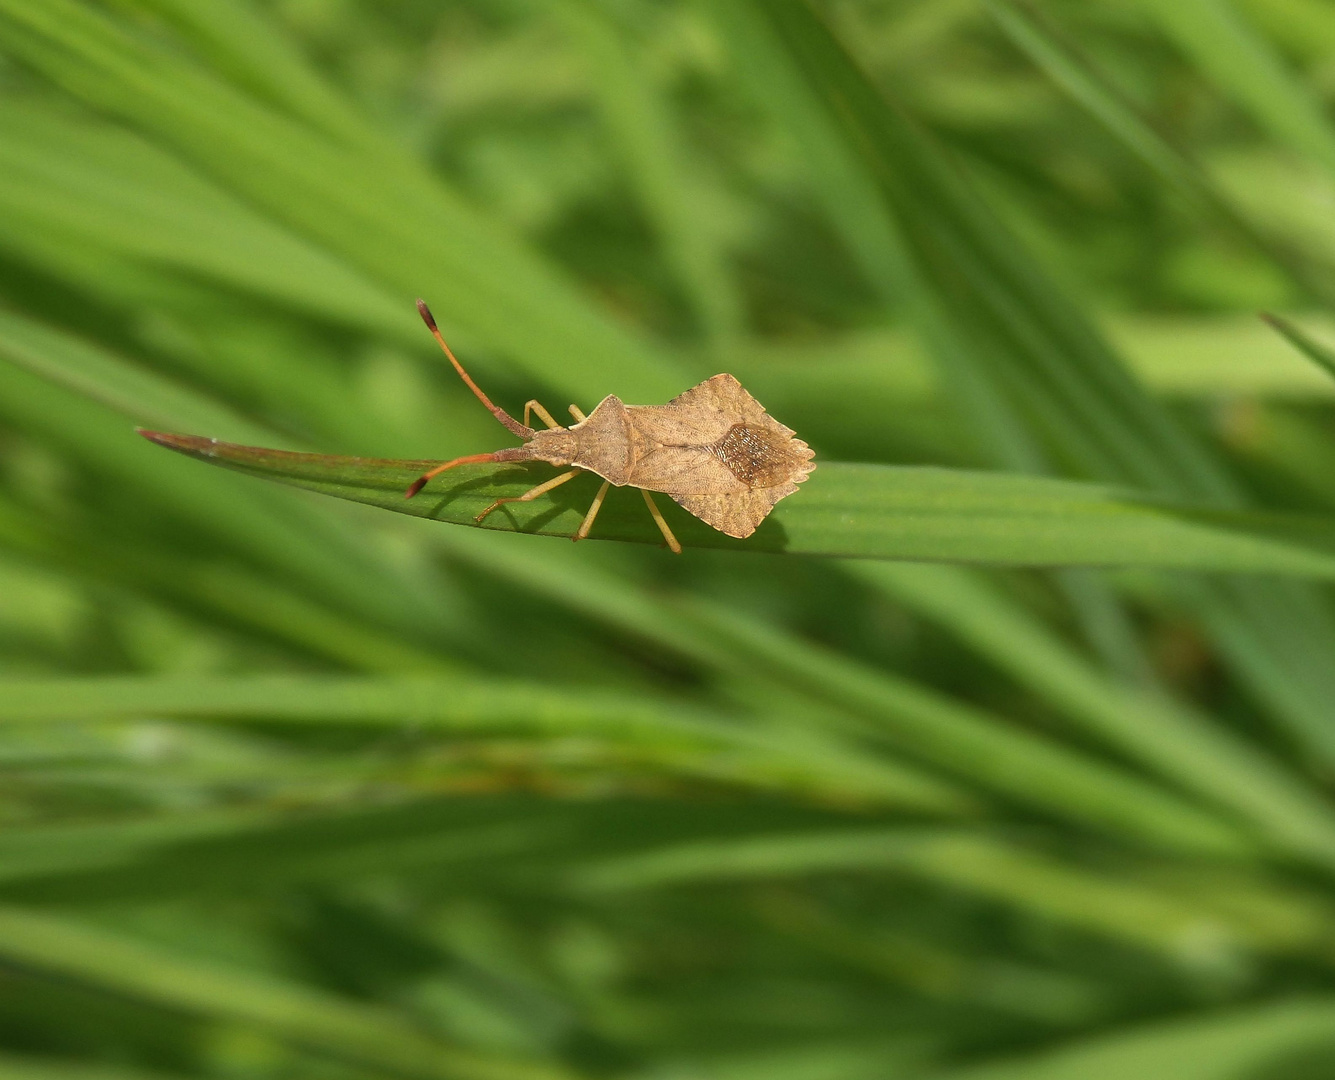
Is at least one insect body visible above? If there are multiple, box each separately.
[407,300,815,552]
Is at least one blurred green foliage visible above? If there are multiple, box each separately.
[4,1,1335,1078]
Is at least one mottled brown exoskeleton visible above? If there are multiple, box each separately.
[406,300,815,552]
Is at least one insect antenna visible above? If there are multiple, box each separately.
[416,299,534,439]
[405,452,501,499]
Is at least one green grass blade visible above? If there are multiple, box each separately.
[0,905,577,1080]
[667,597,1253,855]
[989,0,1325,300]
[557,2,745,347]
[139,431,1335,578]
[712,0,1335,766]
[0,309,275,445]
[0,99,412,342]
[925,997,1335,1080]
[1262,311,1335,384]
[0,353,450,645]
[119,0,385,152]
[0,675,970,813]
[576,828,1326,957]
[0,1053,194,1080]
[855,562,1335,865]
[0,0,686,405]
[1142,0,1335,179]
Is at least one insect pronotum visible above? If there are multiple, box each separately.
[406,300,815,552]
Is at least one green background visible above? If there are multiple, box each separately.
[4,1,1335,1077]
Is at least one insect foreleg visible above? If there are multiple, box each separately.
[574,480,611,542]
[524,400,562,430]
[568,404,587,423]
[641,490,682,554]
[474,469,581,524]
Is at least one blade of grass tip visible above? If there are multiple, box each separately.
[574,828,1328,959]
[0,675,972,813]
[853,562,1335,868]
[1141,0,1335,181]
[1262,312,1335,384]
[923,996,1335,1080]
[0,905,578,1080]
[717,0,1335,770]
[555,1,746,349]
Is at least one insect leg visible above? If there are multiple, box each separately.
[523,400,562,430]
[574,480,611,542]
[568,404,587,423]
[475,469,581,524]
[640,490,683,554]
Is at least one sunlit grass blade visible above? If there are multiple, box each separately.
[138,430,1335,578]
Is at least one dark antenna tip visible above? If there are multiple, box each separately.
[405,477,427,499]
[416,298,437,332]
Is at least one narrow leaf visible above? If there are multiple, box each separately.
[141,432,1335,577]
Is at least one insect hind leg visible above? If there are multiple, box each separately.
[641,490,682,554]
[574,480,611,542]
